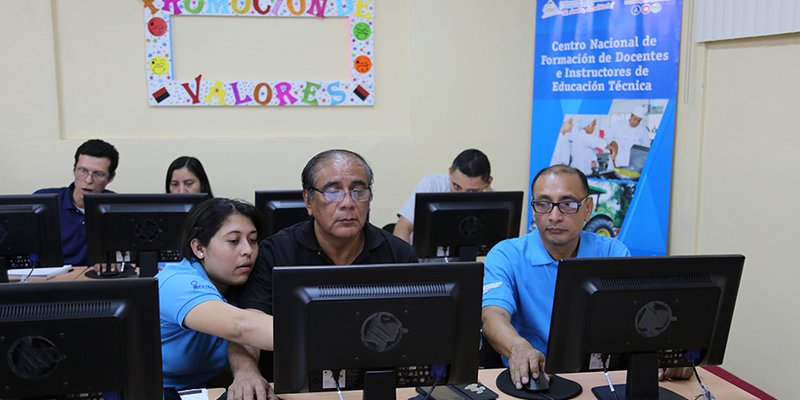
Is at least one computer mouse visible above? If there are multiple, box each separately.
[524,373,550,392]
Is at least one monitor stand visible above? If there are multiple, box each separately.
[138,251,159,278]
[84,250,160,279]
[362,370,396,400]
[0,256,8,283]
[458,246,477,262]
[591,353,686,400]
[85,266,138,279]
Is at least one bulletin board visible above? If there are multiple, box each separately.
[143,0,375,106]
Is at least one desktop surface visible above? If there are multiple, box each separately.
[208,368,758,399]
[8,266,92,282]
[12,275,762,400]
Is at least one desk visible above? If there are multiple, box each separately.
[21,274,759,399]
[52,266,93,281]
[206,367,759,399]
[26,266,135,282]
[8,266,92,282]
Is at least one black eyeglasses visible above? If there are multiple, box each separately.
[310,187,372,203]
[531,196,588,214]
[75,167,110,181]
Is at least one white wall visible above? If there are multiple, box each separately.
[1,1,798,397]
[673,32,800,397]
[0,1,534,228]
[673,6,800,398]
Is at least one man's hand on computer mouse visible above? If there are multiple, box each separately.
[508,340,546,390]
[226,369,278,400]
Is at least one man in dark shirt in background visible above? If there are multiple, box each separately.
[34,139,119,266]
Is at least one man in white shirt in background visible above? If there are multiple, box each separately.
[393,149,493,244]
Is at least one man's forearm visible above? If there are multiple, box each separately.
[229,341,261,375]
[482,306,531,357]
[392,216,413,243]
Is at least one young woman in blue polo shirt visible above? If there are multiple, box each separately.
[157,198,273,391]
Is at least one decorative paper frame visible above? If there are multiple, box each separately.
[143,0,374,106]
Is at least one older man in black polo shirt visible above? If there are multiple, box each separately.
[226,149,417,400]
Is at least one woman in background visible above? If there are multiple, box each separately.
[157,197,275,397]
[166,156,214,197]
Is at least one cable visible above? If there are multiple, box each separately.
[332,369,344,400]
[691,363,715,400]
[685,349,715,400]
[420,364,448,400]
[602,354,619,400]
[533,391,556,400]
[421,378,439,400]
[19,264,35,283]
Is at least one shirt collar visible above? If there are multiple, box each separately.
[295,219,386,258]
[63,183,79,211]
[529,229,557,266]
[529,229,588,266]
[64,183,114,211]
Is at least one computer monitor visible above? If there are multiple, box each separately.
[0,194,63,283]
[254,190,309,236]
[273,262,484,400]
[545,254,745,400]
[412,191,524,261]
[0,278,162,399]
[85,193,209,278]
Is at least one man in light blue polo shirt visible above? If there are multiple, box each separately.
[482,165,629,390]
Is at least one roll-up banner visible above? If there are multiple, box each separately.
[530,0,682,255]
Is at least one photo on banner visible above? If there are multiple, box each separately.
[530,0,682,255]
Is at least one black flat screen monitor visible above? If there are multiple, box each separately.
[273,262,484,399]
[85,193,208,278]
[0,194,63,282]
[254,190,309,236]
[413,191,524,261]
[0,278,162,399]
[546,254,745,400]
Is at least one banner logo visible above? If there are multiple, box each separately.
[542,0,616,19]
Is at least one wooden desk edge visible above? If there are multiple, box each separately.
[206,367,759,399]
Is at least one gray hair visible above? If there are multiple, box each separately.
[301,149,374,197]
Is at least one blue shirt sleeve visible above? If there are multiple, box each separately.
[612,240,632,257]
[159,272,224,329]
[482,240,518,316]
[597,234,631,257]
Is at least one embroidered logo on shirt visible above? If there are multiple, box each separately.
[191,280,215,291]
[483,281,503,295]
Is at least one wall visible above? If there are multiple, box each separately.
[0,0,536,228]
[673,5,800,398]
[672,31,800,398]
[1,1,798,398]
